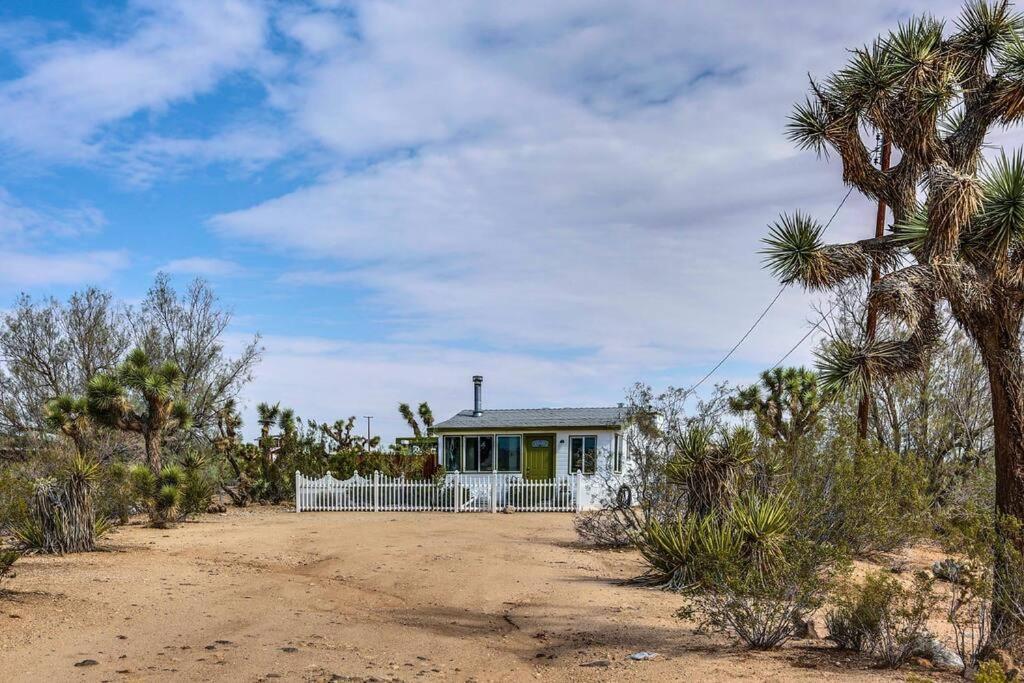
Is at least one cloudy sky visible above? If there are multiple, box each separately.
[0,0,981,441]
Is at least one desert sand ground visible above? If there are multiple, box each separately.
[0,507,951,682]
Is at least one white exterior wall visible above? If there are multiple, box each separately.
[434,428,628,510]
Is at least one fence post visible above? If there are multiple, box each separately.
[453,471,461,513]
[373,470,380,512]
[575,470,583,512]
[295,471,301,513]
[490,470,497,513]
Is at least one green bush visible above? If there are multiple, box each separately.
[0,548,18,588]
[129,465,183,528]
[177,451,215,519]
[96,461,136,524]
[826,571,937,668]
[789,430,930,555]
[681,539,841,649]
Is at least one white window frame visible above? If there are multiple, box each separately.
[496,434,523,473]
[569,435,597,475]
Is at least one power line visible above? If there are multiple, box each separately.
[770,301,838,370]
[683,186,854,395]
[685,287,785,394]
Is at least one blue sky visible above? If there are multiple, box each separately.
[0,0,986,441]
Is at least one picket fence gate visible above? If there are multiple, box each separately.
[294,470,586,513]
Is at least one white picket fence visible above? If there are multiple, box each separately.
[294,470,587,513]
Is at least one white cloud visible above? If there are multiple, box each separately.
[158,257,243,277]
[0,0,269,160]
[215,0,939,376]
[0,250,128,286]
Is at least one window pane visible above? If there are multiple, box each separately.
[570,437,583,473]
[479,436,494,471]
[613,434,623,472]
[497,436,521,472]
[443,436,462,471]
[464,437,479,471]
[584,436,597,474]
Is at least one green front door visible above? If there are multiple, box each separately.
[523,434,554,480]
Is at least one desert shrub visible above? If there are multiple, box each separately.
[790,429,930,555]
[573,508,634,548]
[0,548,16,588]
[826,571,937,668]
[975,659,1010,683]
[682,539,840,649]
[0,467,32,533]
[130,465,183,528]
[96,461,136,524]
[177,451,216,519]
[575,384,726,548]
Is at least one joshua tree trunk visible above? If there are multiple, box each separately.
[144,431,162,474]
[978,327,1024,647]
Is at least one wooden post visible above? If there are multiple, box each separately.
[574,470,584,512]
[491,470,498,513]
[373,470,380,512]
[453,471,461,513]
[295,471,301,513]
[858,136,891,439]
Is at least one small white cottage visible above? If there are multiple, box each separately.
[432,376,629,510]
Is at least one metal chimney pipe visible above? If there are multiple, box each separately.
[472,375,483,416]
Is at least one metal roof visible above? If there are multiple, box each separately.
[432,407,625,431]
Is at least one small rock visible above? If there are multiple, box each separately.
[215,640,232,645]
[932,558,967,584]
[280,647,299,653]
[580,660,610,667]
[207,502,227,514]
[503,505,516,514]
[628,652,658,661]
[912,634,964,672]
[74,659,99,667]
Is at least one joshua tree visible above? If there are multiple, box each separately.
[729,367,824,449]
[398,401,435,438]
[43,395,92,457]
[86,348,192,474]
[417,402,434,430]
[397,403,422,438]
[764,1,1024,645]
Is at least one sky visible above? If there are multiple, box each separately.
[0,0,992,442]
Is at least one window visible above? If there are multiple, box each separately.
[497,435,521,472]
[478,435,494,471]
[530,438,550,448]
[570,435,597,474]
[464,437,480,471]
[613,433,623,473]
[443,436,462,471]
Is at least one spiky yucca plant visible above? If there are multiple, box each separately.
[86,348,192,474]
[766,0,1024,645]
[129,464,183,528]
[667,426,754,516]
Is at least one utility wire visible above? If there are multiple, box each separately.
[683,186,854,395]
[770,300,838,370]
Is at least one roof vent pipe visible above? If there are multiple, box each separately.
[472,375,483,416]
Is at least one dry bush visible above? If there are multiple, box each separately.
[826,571,937,668]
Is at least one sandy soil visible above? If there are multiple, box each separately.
[0,507,953,682]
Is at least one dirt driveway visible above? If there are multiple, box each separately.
[0,507,925,681]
